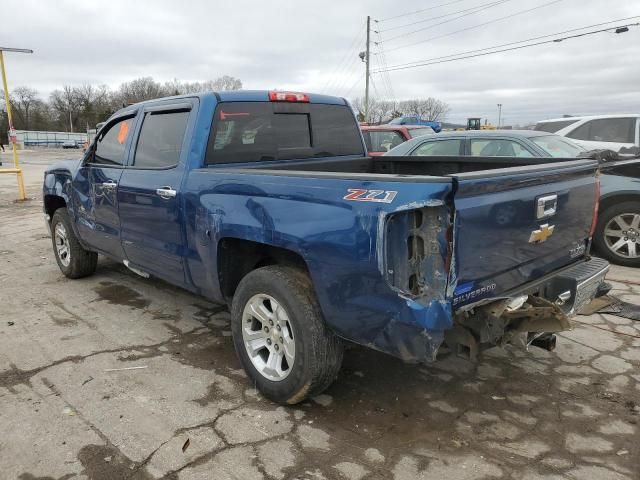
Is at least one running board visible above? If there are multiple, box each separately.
[123,260,150,278]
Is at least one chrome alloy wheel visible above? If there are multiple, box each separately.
[54,222,71,267]
[241,294,295,381]
[604,213,640,259]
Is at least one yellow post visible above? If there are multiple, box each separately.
[0,50,27,200]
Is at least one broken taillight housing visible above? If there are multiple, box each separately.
[589,176,600,238]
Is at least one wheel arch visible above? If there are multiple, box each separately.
[217,237,311,302]
[44,194,68,219]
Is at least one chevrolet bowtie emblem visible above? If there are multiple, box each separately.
[529,224,555,244]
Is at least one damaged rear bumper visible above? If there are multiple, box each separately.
[445,257,609,360]
[373,257,609,363]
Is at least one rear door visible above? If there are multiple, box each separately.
[449,160,599,306]
[76,114,137,259]
[117,101,193,284]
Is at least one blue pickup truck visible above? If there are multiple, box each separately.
[43,90,609,404]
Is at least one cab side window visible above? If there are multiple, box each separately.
[411,139,462,156]
[133,111,190,168]
[93,117,133,166]
[470,139,535,157]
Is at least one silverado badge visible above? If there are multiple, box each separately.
[529,224,555,244]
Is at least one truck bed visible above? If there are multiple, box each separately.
[223,155,584,178]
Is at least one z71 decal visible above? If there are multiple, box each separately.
[343,189,398,204]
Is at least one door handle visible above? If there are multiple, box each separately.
[156,186,177,199]
[102,181,117,189]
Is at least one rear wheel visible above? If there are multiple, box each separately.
[593,201,640,267]
[231,265,343,404]
[51,208,98,278]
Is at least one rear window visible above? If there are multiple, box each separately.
[205,102,364,164]
[534,120,579,133]
[362,130,405,152]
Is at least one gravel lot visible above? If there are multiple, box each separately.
[1,150,639,479]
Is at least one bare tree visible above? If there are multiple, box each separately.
[8,75,245,132]
[10,86,39,130]
[352,96,448,124]
[49,85,82,132]
[210,75,242,91]
[398,98,450,121]
[113,77,164,106]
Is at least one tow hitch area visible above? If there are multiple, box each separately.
[445,295,571,361]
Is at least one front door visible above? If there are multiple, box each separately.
[118,104,192,285]
[75,114,136,259]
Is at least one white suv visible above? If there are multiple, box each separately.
[535,114,640,153]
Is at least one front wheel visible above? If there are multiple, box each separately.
[51,208,98,278]
[231,265,343,404]
[593,201,640,267]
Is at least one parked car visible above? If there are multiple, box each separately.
[62,140,80,149]
[43,91,608,403]
[389,116,442,133]
[361,124,435,156]
[535,114,640,153]
[386,130,640,267]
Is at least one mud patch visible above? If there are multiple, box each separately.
[93,281,151,309]
[117,328,238,373]
[17,473,74,480]
[76,444,153,480]
[192,303,228,323]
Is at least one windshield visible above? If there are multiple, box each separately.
[531,135,585,158]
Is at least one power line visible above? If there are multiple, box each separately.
[371,21,639,73]
[376,0,470,23]
[343,73,365,99]
[380,0,512,43]
[321,27,367,93]
[376,0,513,34]
[374,31,396,100]
[382,0,565,54]
[372,16,640,71]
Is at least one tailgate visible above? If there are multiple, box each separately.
[450,160,599,308]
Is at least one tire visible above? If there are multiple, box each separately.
[593,201,640,267]
[231,265,343,404]
[51,208,98,278]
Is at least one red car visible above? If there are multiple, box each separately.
[360,124,435,156]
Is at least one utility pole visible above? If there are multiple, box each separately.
[497,103,502,128]
[364,15,371,122]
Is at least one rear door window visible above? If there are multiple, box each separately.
[470,139,535,157]
[133,110,190,168]
[411,139,463,156]
[363,130,405,152]
[205,102,364,164]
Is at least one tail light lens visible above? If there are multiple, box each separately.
[268,91,310,102]
[589,176,600,237]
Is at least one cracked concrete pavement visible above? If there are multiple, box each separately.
[1,150,639,479]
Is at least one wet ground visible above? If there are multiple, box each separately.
[1,150,639,479]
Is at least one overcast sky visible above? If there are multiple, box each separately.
[4,0,639,124]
